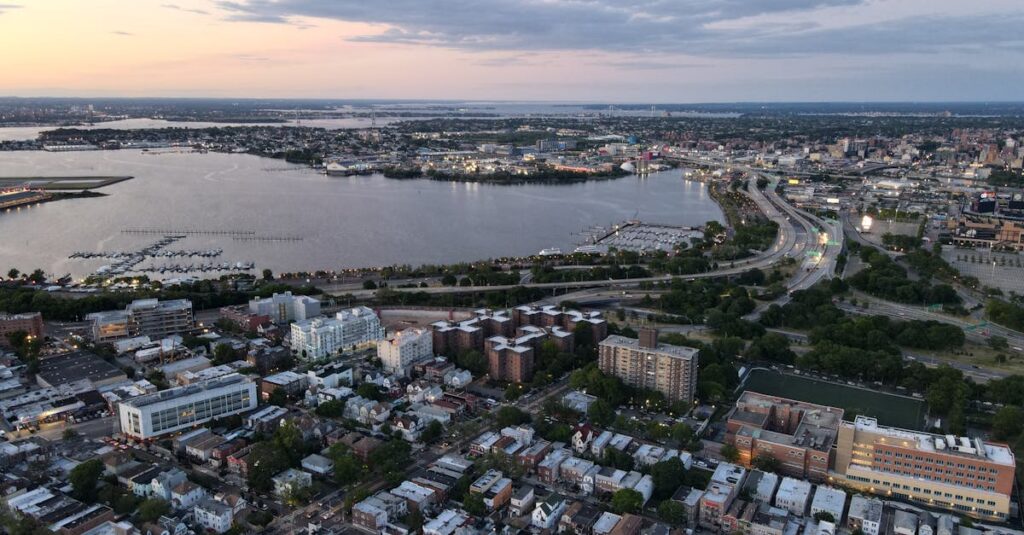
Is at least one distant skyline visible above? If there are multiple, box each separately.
[1,0,1022,102]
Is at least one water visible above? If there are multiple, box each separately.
[0,150,722,278]
[0,117,413,142]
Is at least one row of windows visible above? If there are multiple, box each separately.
[860,477,999,506]
[148,389,252,433]
[882,450,992,472]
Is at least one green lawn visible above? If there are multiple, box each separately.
[742,369,927,430]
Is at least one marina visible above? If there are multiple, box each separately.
[67,235,254,277]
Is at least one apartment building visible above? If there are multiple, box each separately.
[378,328,434,377]
[88,299,193,342]
[0,312,44,344]
[117,374,257,440]
[598,328,698,403]
[431,309,513,356]
[726,392,843,482]
[290,306,384,359]
[833,416,1016,520]
[248,291,320,324]
[513,304,607,338]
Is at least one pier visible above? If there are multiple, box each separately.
[122,229,302,241]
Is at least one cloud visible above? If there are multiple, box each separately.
[211,0,1024,62]
[111,30,134,36]
[160,3,210,16]
[0,3,21,14]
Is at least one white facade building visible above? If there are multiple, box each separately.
[290,307,384,360]
[377,328,433,377]
[810,485,847,522]
[117,374,257,439]
[249,292,320,324]
[194,498,233,534]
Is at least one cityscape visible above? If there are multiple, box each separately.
[3,2,1024,535]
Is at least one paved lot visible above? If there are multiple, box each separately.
[943,248,1024,294]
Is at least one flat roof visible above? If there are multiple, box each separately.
[849,416,1015,466]
[123,374,251,408]
[36,351,125,386]
[600,334,698,360]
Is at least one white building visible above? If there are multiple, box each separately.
[775,477,813,516]
[194,498,233,534]
[424,509,471,535]
[249,291,320,324]
[810,486,847,522]
[848,495,884,535]
[117,374,257,439]
[290,307,383,359]
[510,486,535,517]
[532,494,567,530]
[170,481,207,510]
[272,468,312,498]
[301,454,334,476]
[442,368,472,388]
[377,328,433,377]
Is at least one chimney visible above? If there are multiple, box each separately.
[639,327,658,349]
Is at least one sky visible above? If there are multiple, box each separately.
[1,0,1023,102]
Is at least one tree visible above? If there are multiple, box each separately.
[363,280,378,290]
[495,406,531,427]
[658,500,686,526]
[247,443,289,492]
[262,269,274,281]
[814,512,835,523]
[587,398,615,427]
[273,421,305,467]
[456,349,488,375]
[651,457,687,499]
[212,343,236,365]
[611,489,643,514]
[27,269,45,284]
[671,423,696,447]
[137,498,170,522]
[603,448,635,471]
[441,273,458,286]
[331,453,363,486]
[463,492,487,516]
[988,336,1009,351]
[421,420,444,444]
[268,387,288,407]
[356,382,384,401]
[752,455,781,473]
[316,399,345,418]
[69,459,103,502]
[720,443,740,463]
[6,268,18,280]
[991,406,1023,440]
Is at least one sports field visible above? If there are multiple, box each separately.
[742,369,927,430]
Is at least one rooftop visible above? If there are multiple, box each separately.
[600,334,698,360]
[122,373,251,408]
[849,416,1015,466]
[36,351,125,387]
